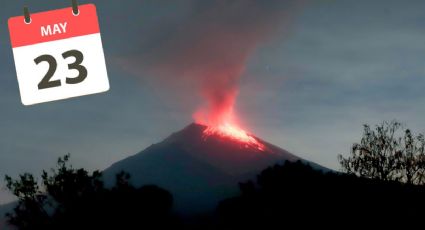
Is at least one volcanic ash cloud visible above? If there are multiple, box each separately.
[129,0,299,127]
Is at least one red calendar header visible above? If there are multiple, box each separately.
[9,4,100,48]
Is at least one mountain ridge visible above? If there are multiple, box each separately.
[102,123,327,213]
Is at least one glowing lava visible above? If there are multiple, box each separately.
[203,123,265,151]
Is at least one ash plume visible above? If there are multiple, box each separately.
[122,0,300,126]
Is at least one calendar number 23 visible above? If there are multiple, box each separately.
[34,49,88,90]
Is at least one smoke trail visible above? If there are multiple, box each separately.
[123,0,299,126]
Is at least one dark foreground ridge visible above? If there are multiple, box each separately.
[3,158,425,229]
[219,160,425,228]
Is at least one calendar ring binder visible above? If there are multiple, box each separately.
[72,0,79,16]
[23,6,31,24]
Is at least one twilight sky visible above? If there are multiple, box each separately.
[1,0,425,203]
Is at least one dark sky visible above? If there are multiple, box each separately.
[1,0,425,203]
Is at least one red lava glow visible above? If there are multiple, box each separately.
[193,79,265,151]
[203,123,265,151]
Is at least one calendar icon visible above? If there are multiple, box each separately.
[8,4,109,106]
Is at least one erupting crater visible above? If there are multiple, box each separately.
[202,123,265,151]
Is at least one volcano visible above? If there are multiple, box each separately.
[103,123,325,213]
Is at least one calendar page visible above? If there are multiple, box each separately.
[8,4,109,106]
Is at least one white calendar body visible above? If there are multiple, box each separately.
[13,34,109,105]
[9,4,109,106]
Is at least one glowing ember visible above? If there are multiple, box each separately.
[203,124,265,151]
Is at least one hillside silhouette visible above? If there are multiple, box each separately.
[218,160,425,229]
[4,157,425,229]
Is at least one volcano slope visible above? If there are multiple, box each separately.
[102,123,326,213]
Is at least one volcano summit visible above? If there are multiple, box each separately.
[103,123,324,213]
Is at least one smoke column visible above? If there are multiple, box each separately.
[126,0,299,127]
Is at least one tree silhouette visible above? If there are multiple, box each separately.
[5,154,180,230]
[338,121,425,185]
[5,173,50,229]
